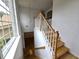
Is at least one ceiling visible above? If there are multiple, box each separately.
[17,0,52,11]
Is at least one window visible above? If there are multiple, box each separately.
[0,0,18,58]
[0,14,13,48]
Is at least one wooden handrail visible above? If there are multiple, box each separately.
[39,13,55,33]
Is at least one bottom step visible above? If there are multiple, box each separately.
[57,46,69,58]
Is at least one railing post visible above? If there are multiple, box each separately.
[53,31,59,59]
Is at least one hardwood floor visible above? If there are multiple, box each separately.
[24,32,39,59]
[24,55,40,59]
[59,53,78,59]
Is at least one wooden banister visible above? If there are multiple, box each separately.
[35,12,59,59]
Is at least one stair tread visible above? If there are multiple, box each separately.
[57,40,64,48]
[57,46,69,58]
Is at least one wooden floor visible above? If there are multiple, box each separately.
[24,55,40,59]
[24,32,40,59]
[24,53,78,59]
[59,53,78,59]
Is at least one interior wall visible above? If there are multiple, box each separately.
[15,2,25,48]
[19,7,38,32]
[53,0,79,57]
[14,37,23,59]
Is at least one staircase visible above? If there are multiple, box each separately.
[23,12,78,59]
[35,12,78,59]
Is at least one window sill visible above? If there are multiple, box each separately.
[4,36,21,59]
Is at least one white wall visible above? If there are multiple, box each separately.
[14,37,23,59]
[19,7,38,32]
[53,0,79,57]
[34,28,52,59]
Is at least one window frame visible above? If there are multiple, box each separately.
[0,0,19,58]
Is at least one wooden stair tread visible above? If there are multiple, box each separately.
[57,40,64,48]
[57,46,69,58]
[59,53,78,59]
